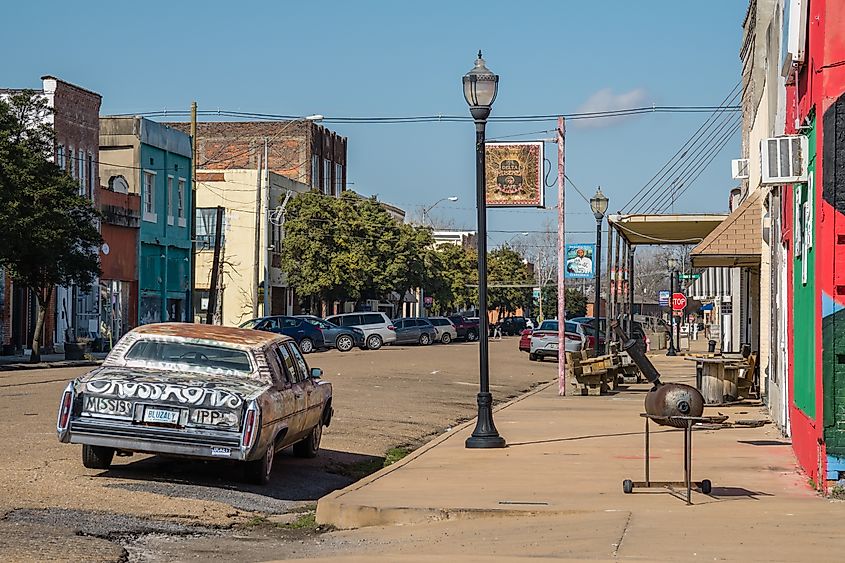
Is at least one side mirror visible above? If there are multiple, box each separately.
[310,367,323,379]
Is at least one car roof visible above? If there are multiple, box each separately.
[131,322,291,349]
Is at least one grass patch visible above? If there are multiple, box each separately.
[830,483,845,500]
[327,445,415,480]
[244,515,270,527]
[281,511,317,530]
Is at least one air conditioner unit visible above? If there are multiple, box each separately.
[731,159,749,180]
[760,136,808,184]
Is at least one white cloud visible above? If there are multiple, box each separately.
[574,88,652,129]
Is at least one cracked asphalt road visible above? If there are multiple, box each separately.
[0,338,555,561]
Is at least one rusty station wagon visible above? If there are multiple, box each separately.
[56,323,333,484]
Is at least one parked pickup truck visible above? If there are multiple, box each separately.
[448,315,480,342]
[56,323,333,485]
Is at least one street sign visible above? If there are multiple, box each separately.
[678,273,701,280]
[672,293,687,311]
[658,290,670,306]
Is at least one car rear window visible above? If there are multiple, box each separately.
[431,318,449,326]
[538,321,558,331]
[125,339,253,376]
[565,322,579,333]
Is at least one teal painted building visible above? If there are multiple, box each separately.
[100,117,193,324]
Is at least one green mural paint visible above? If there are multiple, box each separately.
[793,117,816,418]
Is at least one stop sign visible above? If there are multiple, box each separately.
[672,293,687,311]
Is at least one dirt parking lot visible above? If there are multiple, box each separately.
[0,337,555,561]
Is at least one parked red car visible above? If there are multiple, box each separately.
[519,329,532,352]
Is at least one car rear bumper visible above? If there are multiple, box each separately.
[65,417,247,461]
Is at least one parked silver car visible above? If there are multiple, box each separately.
[428,316,458,344]
[392,317,439,345]
[325,312,397,350]
[529,320,587,361]
[56,323,333,485]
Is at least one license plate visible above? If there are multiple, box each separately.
[143,406,180,426]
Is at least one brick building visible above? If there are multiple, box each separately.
[0,76,101,354]
[174,121,347,195]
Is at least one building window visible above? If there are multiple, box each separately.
[177,178,186,227]
[68,145,75,178]
[57,145,65,170]
[196,207,224,249]
[87,152,94,199]
[167,175,175,225]
[143,170,157,222]
[311,154,320,189]
[78,149,85,196]
[323,158,331,195]
[335,163,343,195]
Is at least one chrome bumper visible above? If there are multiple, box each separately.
[66,417,247,461]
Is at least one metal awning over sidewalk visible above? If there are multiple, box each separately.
[607,213,728,245]
[690,189,763,268]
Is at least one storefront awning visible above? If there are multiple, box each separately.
[607,213,728,245]
[690,189,762,268]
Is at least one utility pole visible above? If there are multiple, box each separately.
[205,206,224,324]
[252,149,263,318]
[556,116,566,396]
[189,101,197,322]
[263,139,271,317]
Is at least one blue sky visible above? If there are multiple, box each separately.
[1,0,745,246]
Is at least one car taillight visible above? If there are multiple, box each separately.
[521,329,532,336]
[388,325,396,331]
[242,405,258,449]
[565,333,581,341]
[57,384,74,432]
[585,335,596,348]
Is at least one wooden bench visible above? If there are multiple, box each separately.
[566,350,620,395]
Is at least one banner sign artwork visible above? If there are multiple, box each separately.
[564,243,596,279]
[484,142,544,207]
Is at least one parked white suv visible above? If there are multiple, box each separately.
[428,316,458,344]
[325,312,397,350]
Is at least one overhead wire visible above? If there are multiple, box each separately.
[621,82,742,213]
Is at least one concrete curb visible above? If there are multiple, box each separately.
[0,360,102,372]
[316,379,558,529]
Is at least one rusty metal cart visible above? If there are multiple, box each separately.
[622,413,727,505]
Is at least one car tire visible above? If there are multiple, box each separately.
[441,333,452,344]
[336,334,354,352]
[293,423,322,458]
[466,330,478,342]
[529,352,538,361]
[82,444,115,470]
[419,333,431,346]
[366,334,383,350]
[299,337,314,354]
[245,442,275,485]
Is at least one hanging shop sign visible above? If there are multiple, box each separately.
[564,243,595,279]
[484,142,544,207]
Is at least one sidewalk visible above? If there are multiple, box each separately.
[315,352,842,561]
[0,352,105,371]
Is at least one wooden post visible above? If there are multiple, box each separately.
[557,117,567,396]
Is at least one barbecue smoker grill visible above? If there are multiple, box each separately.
[612,323,723,504]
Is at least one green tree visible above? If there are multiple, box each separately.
[0,92,102,362]
[280,191,432,311]
[425,244,477,314]
[540,285,588,319]
[487,247,533,317]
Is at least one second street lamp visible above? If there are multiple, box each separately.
[422,196,459,226]
[590,187,608,354]
[463,51,505,449]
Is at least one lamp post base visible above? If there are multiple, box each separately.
[465,392,506,449]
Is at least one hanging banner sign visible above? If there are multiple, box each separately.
[484,142,544,207]
[564,243,595,279]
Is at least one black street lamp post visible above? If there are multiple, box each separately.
[666,258,679,356]
[463,51,505,449]
[590,187,608,355]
